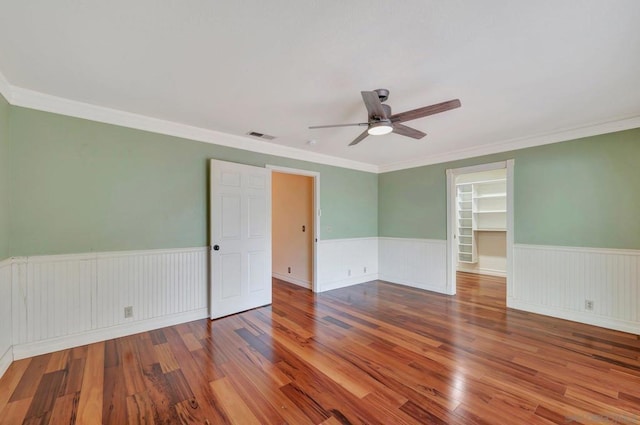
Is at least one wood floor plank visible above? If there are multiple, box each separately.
[76,341,104,425]
[125,391,155,425]
[1,273,639,424]
[0,358,31,412]
[22,369,66,424]
[161,327,229,423]
[0,397,32,425]
[48,392,80,425]
[210,377,261,425]
[140,363,181,424]
[103,365,128,425]
[120,337,147,396]
[220,360,312,425]
[154,343,180,374]
[60,357,86,396]
[45,350,70,374]
[8,355,50,402]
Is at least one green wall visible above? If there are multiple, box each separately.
[9,107,377,256]
[0,94,9,260]
[7,102,639,256]
[379,128,640,250]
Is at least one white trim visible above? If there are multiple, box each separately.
[0,70,12,103]
[0,346,12,378]
[514,243,640,256]
[0,258,12,380]
[12,308,208,360]
[377,276,448,294]
[272,272,312,289]
[12,246,207,263]
[319,273,380,292]
[319,236,380,244]
[266,165,320,178]
[505,159,515,301]
[508,299,639,336]
[446,169,455,295]
[379,115,640,172]
[10,86,378,173]
[447,161,508,176]
[457,265,507,277]
[267,165,321,292]
[377,236,446,244]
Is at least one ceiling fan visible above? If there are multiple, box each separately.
[309,89,461,146]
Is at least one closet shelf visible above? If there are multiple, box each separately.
[473,193,506,199]
[456,177,507,265]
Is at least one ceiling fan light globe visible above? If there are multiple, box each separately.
[367,122,393,136]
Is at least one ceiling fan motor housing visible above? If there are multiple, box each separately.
[374,88,389,102]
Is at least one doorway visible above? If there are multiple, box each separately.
[268,166,320,292]
[446,160,514,297]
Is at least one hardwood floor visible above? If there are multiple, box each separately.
[1,272,639,424]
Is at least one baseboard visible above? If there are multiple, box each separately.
[13,308,208,360]
[457,266,506,277]
[378,275,449,295]
[508,298,640,336]
[272,272,311,289]
[320,273,379,292]
[0,346,12,379]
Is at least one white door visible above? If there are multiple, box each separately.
[210,159,272,319]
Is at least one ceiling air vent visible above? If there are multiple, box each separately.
[246,131,276,140]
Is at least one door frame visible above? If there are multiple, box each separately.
[266,165,320,293]
[445,159,514,296]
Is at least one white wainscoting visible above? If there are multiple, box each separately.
[511,244,640,335]
[379,237,448,294]
[0,258,12,378]
[11,247,209,359]
[317,237,379,292]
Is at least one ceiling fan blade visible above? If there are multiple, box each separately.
[348,129,370,146]
[392,124,426,139]
[390,99,461,123]
[309,123,368,129]
[361,91,388,119]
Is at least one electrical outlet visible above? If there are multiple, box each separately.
[585,300,594,311]
[364,266,367,273]
[124,306,133,318]
[348,269,351,276]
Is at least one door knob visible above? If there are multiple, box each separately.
[213,245,220,251]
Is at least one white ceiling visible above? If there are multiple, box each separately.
[1,0,639,172]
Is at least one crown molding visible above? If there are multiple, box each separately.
[378,115,640,173]
[0,70,13,104]
[4,80,639,175]
[9,86,378,173]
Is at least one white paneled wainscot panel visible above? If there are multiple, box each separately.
[317,238,379,292]
[11,247,208,359]
[511,244,640,335]
[379,238,448,294]
[0,259,12,377]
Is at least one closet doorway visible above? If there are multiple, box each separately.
[268,166,320,292]
[445,160,514,297]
